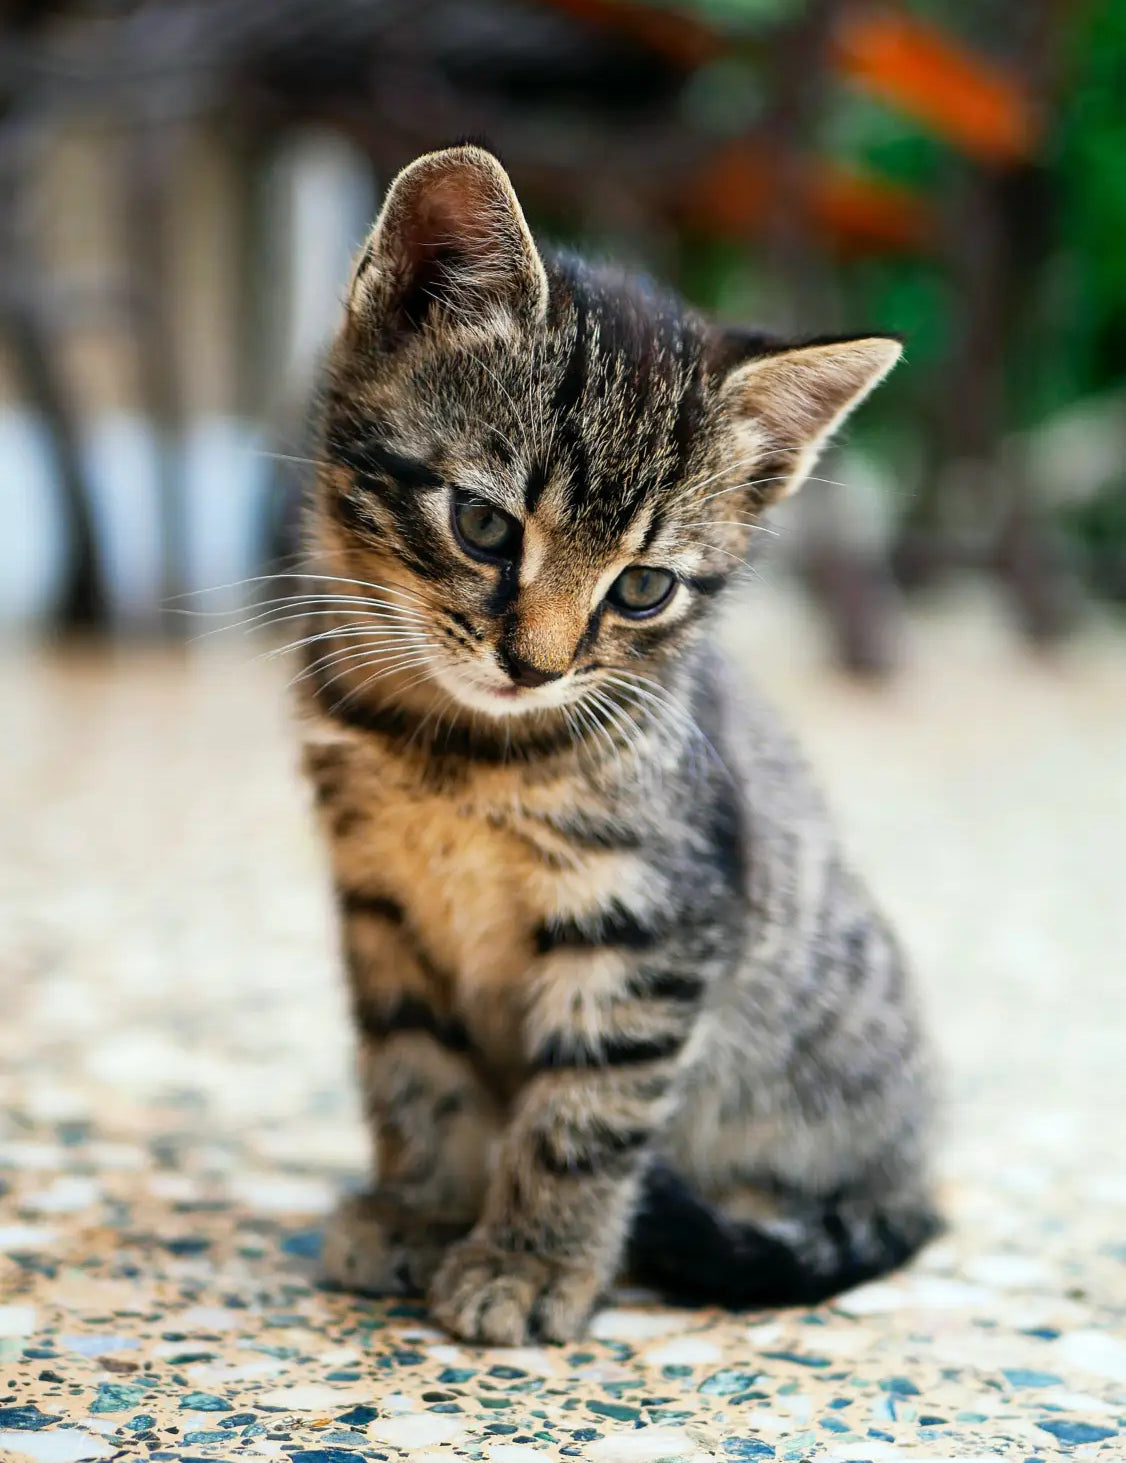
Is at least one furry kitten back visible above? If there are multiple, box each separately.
[298,144,938,1343]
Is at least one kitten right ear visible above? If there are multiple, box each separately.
[347,146,549,342]
[716,334,902,501]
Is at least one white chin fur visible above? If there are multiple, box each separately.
[432,666,576,720]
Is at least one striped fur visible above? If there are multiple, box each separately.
[302,146,939,1344]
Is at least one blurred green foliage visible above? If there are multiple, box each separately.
[668,0,1126,590]
[1056,0,1126,402]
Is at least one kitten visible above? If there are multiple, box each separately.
[298,145,939,1344]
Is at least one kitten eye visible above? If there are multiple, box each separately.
[607,565,676,617]
[452,491,521,561]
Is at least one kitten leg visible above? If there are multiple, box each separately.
[429,947,701,1344]
[322,897,500,1296]
[322,1191,468,1297]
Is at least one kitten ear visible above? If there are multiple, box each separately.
[718,336,901,500]
[347,145,549,341]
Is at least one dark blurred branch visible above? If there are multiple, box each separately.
[0,114,108,632]
[121,113,190,633]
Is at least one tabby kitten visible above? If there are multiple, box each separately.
[299,145,939,1345]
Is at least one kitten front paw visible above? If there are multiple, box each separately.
[321,1193,465,1297]
[428,1236,600,1344]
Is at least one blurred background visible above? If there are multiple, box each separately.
[1,0,1124,670]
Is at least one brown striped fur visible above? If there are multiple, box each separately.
[298,147,939,1343]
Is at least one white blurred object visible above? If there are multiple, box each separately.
[0,126,375,632]
[1017,386,1126,506]
[182,417,269,615]
[0,409,65,628]
[84,413,163,629]
[263,126,375,420]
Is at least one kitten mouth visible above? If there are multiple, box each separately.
[482,682,554,707]
[466,672,546,702]
[435,665,575,719]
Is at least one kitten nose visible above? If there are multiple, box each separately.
[503,651,563,689]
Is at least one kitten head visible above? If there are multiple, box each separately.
[311,145,899,722]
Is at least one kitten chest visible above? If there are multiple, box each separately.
[318,744,626,1067]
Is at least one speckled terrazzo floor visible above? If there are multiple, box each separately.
[2,590,1125,1463]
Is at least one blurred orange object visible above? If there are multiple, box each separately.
[835,6,1039,164]
[535,0,1026,251]
[680,142,932,255]
[808,159,933,252]
[540,0,1040,167]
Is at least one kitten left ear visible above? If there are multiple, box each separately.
[347,145,549,343]
[719,336,902,500]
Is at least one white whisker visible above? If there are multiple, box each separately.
[404,679,456,751]
[333,651,440,707]
[262,623,429,660]
[187,600,430,644]
[683,451,766,498]
[167,570,431,613]
[254,449,333,472]
[701,519,781,538]
[287,635,431,685]
[603,670,733,787]
[291,645,436,696]
[674,540,748,564]
[243,602,428,635]
[695,471,851,507]
[573,689,619,770]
